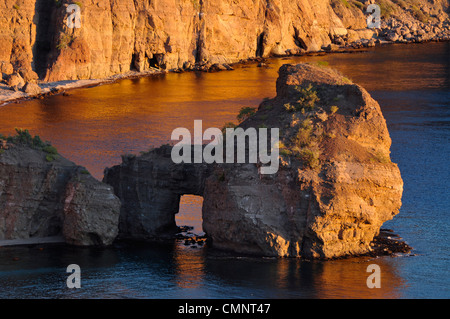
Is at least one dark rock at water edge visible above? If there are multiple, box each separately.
[0,140,120,246]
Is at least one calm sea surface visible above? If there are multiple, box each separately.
[0,42,448,298]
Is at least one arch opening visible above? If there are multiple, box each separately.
[175,195,206,247]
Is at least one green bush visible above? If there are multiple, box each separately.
[378,0,396,18]
[330,105,339,114]
[295,128,312,148]
[43,145,58,155]
[298,148,320,169]
[237,107,257,123]
[5,128,58,161]
[278,141,292,158]
[411,6,429,23]
[315,61,329,68]
[57,33,75,50]
[352,1,364,10]
[341,77,352,84]
[46,154,57,162]
[296,84,319,111]
[7,128,51,149]
[300,119,312,130]
[340,0,351,8]
[284,103,296,112]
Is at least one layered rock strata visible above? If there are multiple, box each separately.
[0,0,448,84]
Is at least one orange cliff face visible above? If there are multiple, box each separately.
[1,0,449,82]
[202,63,404,259]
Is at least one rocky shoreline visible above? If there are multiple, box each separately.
[0,68,164,106]
[2,62,412,260]
[0,227,412,261]
[1,36,448,106]
[1,0,449,106]
[121,225,413,260]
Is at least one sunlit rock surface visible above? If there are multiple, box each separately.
[203,63,403,258]
[105,63,403,259]
[0,0,448,81]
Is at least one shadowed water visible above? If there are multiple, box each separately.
[0,42,449,298]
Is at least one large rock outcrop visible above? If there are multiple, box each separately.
[0,0,448,82]
[202,63,403,258]
[104,63,403,259]
[0,138,120,246]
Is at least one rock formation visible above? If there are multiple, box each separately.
[202,63,403,258]
[104,145,211,240]
[0,133,120,246]
[104,63,404,259]
[0,0,448,83]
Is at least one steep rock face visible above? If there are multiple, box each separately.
[62,167,121,246]
[0,143,120,245]
[1,0,448,82]
[104,145,211,240]
[104,63,404,259]
[202,63,403,258]
[0,0,39,81]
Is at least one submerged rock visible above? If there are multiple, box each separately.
[104,63,404,259]
[0,136,120,246]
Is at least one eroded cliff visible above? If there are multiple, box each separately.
[0,0,449,83]
[0,132,121,246]
[202,63,403,258]
[104,63,404,259]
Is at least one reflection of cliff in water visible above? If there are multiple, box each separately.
[201,251,404,298]
[0,242,405,298]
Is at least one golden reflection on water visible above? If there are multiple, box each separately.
[0,42,448,298]
[173,241,206,290]
[177,252,405,298]
[309,257,404,298]
[0,43,447,178]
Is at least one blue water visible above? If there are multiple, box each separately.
[374,89,450,298]
[0,42,448,299]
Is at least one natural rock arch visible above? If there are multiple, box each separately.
[104,145,211,240]
[104,63,404,259]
